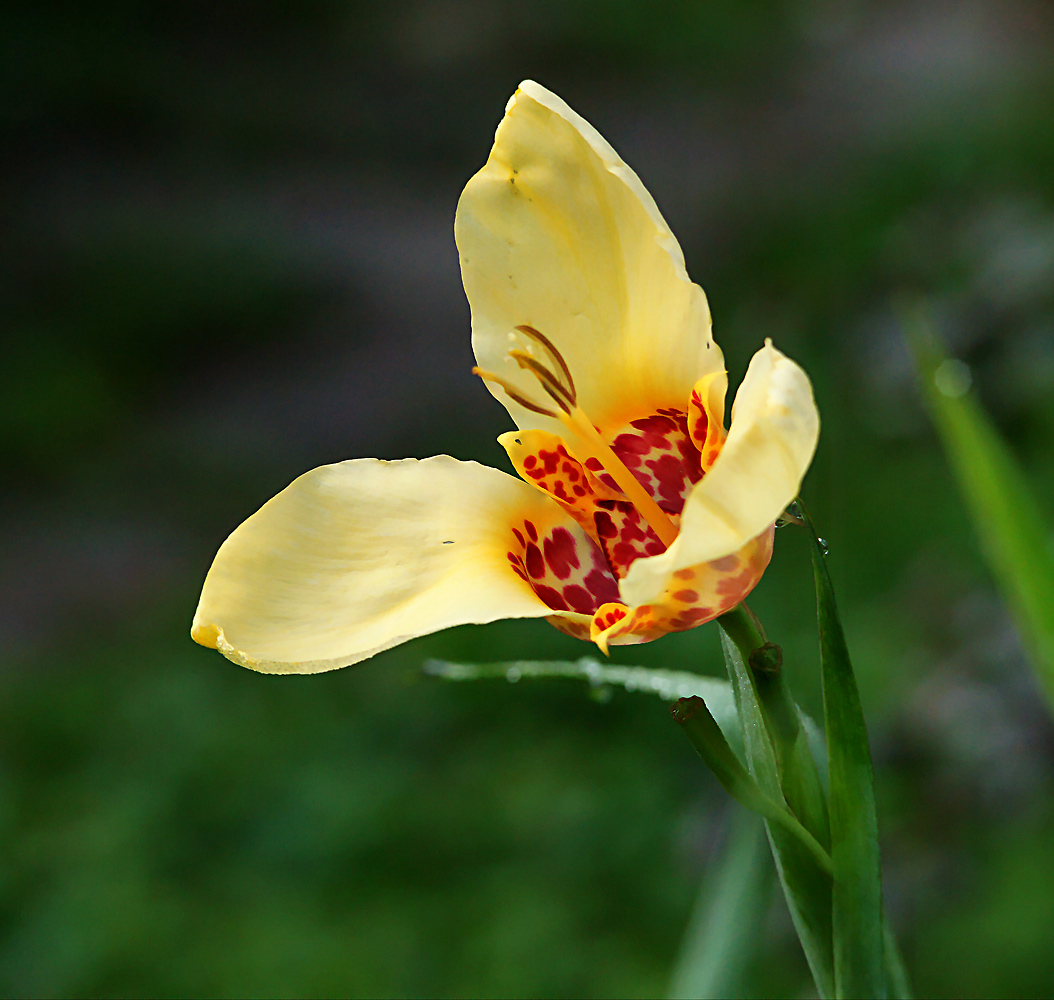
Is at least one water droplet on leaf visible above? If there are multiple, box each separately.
[775,500,804,528]
[505,667,522,683]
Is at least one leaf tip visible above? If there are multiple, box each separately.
[670,695,704,725]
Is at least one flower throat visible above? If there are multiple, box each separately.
[473,326,679,548]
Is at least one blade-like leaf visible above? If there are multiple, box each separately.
[799,503,886,999]
[719,628,836,999]
[905,307,1054,709]
[668,808,773,1000]
[424,657,742,750]
[884,919,913,1000]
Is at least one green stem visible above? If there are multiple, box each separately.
[716,601,765,652]
[718,605,831,850]
[672,696,834,877]
[718,606,800,744]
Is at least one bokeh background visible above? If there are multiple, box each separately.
[3,1,1054,996]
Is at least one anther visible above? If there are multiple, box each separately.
[508,351,574,412]
[514,325,576,404]
[471,367,559,417]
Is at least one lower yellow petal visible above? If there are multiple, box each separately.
[192,456,589,674]
[585,527,773,653]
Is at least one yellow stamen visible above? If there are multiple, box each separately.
[472,367,559,417]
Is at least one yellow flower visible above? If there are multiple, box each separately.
[191,81,819,674]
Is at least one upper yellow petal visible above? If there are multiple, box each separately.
[620,341,819,606]
[455,80,722,436]
[191,456,571,674]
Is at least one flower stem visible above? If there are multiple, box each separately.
[718,603,831,849]
[672,695,833,877]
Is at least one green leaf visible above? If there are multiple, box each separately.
[423,657,742,750]
[799,502,887,999]
[904,306,1054,709]
[884,919,913,1000]
[719,627,836,999]
[667,808,773,1000]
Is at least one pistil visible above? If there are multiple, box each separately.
[559,407,679,547]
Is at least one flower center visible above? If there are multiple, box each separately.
[474,326,680,548]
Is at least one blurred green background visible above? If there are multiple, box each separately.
[3,2,1054,996]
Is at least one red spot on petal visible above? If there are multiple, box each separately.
[595,511,617,539]
[613,433,651,455]
[562,585,596,614]
[681,608,710,624]
[543,527,580,580]
[584,568,620,604]
[524,521,538,542]
[631,414,677,435]
[534,585,568,611]
[672,589,698,602]
[620,515,646,543]
[646,453,688,509]
[512,528,525,547]
[525,542,544,578]
[523,455,536,469]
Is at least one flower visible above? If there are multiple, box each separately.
[191,81,819,674]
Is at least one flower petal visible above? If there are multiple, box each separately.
[620,341,819,606]
[688,370,728,470]
[456,80,722,436]
[191,457,583,674]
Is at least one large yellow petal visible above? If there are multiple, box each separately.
[620,341,819,606]
[191,457,576,674]
[455,80,722,436]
